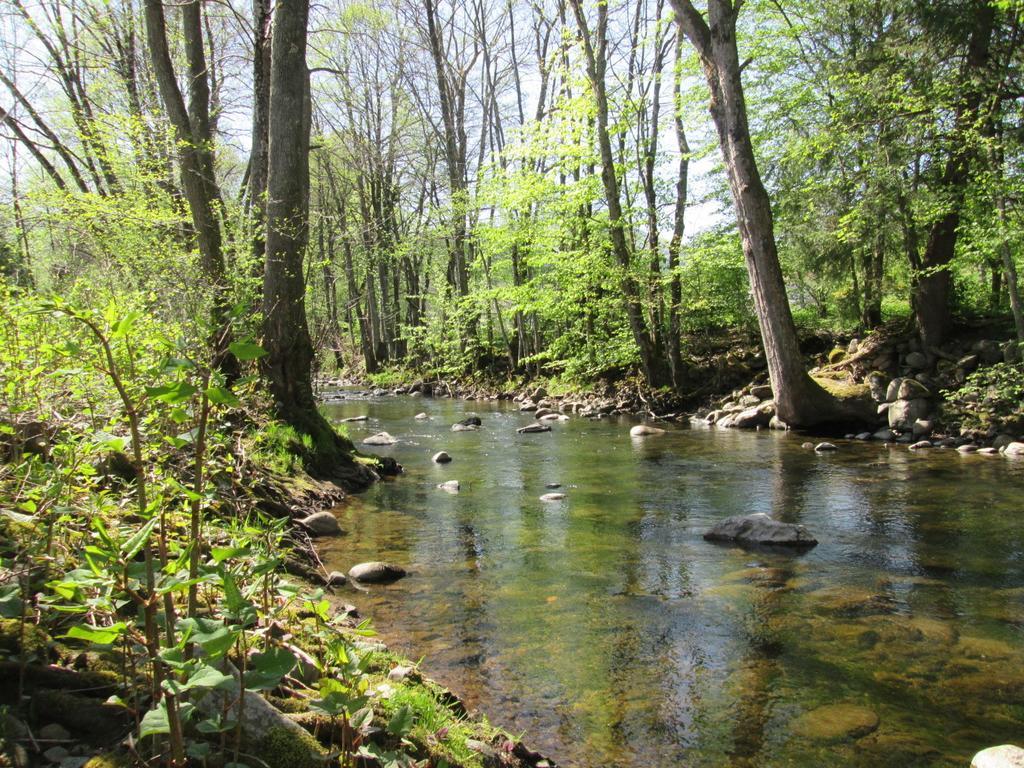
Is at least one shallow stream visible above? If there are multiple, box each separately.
[319,392,1024,768]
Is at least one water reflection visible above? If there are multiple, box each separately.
[319,393,1024,768]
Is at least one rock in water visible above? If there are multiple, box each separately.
[539,493,566,502]
[432,451,452,463]
[630,424,666,437]
[437,480,460,493]
[341,415,368,422]
[362,432,397,445]
[347,562,407,584]
[451,423,479,432]
[791,704,879,742]
[517,423,551,434]
[814,442,837,452]
[704,513,817,548]
[324,571,347,587]
[297,511,343,537]
[1003,442,1024,457]
[414,412,428,420]
[972,745,1024,768]
[457,416,482,427]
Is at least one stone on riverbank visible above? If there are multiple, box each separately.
[972,745,1024,768]
[791,704,879,742]
[362,432,397,445]
[630,424,665,437]
[297,511,343,537]
[324,571,347,587]
[704,513,817,548]
[432,451,452,463]
[347,561,407,584]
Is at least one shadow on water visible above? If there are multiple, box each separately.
[318,392,1024,768]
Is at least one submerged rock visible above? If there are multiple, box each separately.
[791,704,879,742]
[437,480,460,493]
[630,424,666,437]
[973,745,1024,768]
[297,511,343,537]
[362,432,398,446]
[347,561,407,584]
[704,513,817,548]
[432,451,452,464]
[517,423,551,434]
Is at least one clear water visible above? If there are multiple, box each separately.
[319,392,1024,768]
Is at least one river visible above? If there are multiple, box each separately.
[319,391,1024,768]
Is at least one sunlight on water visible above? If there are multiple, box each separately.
[319,392,1024,768]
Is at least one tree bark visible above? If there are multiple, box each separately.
[261,0,373,485]
[671,0,852,427]
[911,1,995,347]
[144,0,235,375]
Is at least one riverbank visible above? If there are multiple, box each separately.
[0,413,558,768]
[321,319,1024,452]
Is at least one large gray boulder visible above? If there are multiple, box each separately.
[1002,442,1024,457]
[630,424,666,436]
[297,511,343,537]
[731,402,775,429]
[518,422,551,434]
[888,398,929,431]
[704,513,817,548]
[897,378,931,400]
[347,561,407,584]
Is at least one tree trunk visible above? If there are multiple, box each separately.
[249,0,272,290]
[671,0,854,427]
[144,0,235,376]
[911,1,995,347]
[261,0,373,484]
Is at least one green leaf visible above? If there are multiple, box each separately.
[146,380,198,404]
[205,386,240,407]
[243,647,296,691]
[64,622,126,645]
[228,341,267,361]
[210,546,251,564]
[386,704,415,738]
[0,584,23,619]
[178,617,237,659]
[163,663,234,696]
[139,701,170,739]
[121,517,159,561]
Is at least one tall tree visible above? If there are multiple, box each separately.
[669,0,855,426]
[144,0,236,374]
[261,0,374,483]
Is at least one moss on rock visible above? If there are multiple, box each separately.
[258,724,330,768]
